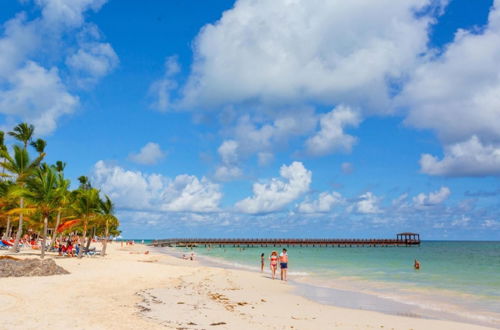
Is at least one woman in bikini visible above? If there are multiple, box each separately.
[269,251,278,279]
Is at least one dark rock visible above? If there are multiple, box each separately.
[0,258,70,277]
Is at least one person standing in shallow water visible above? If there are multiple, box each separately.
[260,253,265,272]
[279,248,288,281]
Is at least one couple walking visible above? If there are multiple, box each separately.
[261,248,288,281]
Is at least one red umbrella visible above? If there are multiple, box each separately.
[57,219,80,233]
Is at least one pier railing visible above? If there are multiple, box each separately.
[151,236,420,248]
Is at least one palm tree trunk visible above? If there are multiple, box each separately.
[12,197,24,252]
[102,220,109,257]
[51,211,61,247]
[78,218,87,258]
[2,216,10,240]
[41,216,48,259]
[85,226,93,251]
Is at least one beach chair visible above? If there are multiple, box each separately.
[0,241,9,249]
[83,247,101,257]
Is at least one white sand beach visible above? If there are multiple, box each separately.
[0,244,495,330]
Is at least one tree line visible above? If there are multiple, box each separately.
[0,123,120,258]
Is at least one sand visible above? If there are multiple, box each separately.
[0,244,495,330]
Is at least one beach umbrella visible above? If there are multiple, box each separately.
[57,219,80,233]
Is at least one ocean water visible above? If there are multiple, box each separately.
[165,241,500,328]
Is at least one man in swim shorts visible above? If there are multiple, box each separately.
[279,248,288,281]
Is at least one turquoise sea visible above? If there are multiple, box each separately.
[164,241,500,328]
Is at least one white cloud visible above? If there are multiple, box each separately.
[236,161,312,214]
[298,191,343,213]
[481,219,500,229]
[92,161,221,212]
[36,0,107,28]
[420,136,500,176]
[0,0,116,134]
[305,105,360,156]
[352,192,382,214]
[401,1,500,175]
[232,109,317,156]
[149,56,180,111]
[214,165,243,182]
[0,62,78,134]
[66,41,119,87]
[128,142,166,165]
[218,140,239,164]
[451,215,470,227]
[214,140,242,181]
[413,186,451,209]
[175,0,439,113]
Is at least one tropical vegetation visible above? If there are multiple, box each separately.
[0,123,120,258]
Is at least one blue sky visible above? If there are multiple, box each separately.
[1,0,500,240]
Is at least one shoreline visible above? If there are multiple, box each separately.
[1,244,496,329]
[156,246,499,329]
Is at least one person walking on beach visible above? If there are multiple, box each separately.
[269,251,278,279]
[260,253,265,272]
[279,248,288,281]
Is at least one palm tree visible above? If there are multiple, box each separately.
[98,195,119,256]
[78,176,91,190]
[8,123,34,149]
[0,145,45,251]
[0,181,17,239]
[50,172,71,247]
[72,188,100,258]
[55,161,66,173]
[30,138,47,156]
[23,166,60,259]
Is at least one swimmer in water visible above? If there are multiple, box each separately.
[414,259,420,270]
[260,253,265,272]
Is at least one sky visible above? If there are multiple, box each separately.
[1,0,500,240]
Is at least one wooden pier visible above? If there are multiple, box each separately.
[152,233,420,248]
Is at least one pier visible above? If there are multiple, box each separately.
[151,233,420,248]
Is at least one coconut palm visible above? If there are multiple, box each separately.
[0,181,17,239]
[72,187,100,258]
[50,172,71,247]
[97,195,119,256]
[8,123,34,149]
[23,166,60,258]
[0,145,45,251]
[55,161,66,173]
[30,138,47,156]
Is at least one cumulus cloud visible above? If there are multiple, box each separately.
[236,161,312,214]
[0,61,78,134]
[0,0,116,134]
[401,1,500,175]
[177,0,439,112]
[420,136,500,176]
[305,105,360,156]
[66,41,119,87]
[92,161,221,212]
[298,191,343,213]
[128,142,166,165]
[214,140,243,181]
[149,56,180,111]
[413,186,451,209]
[352,192,382,214]
[232,109,317,156]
